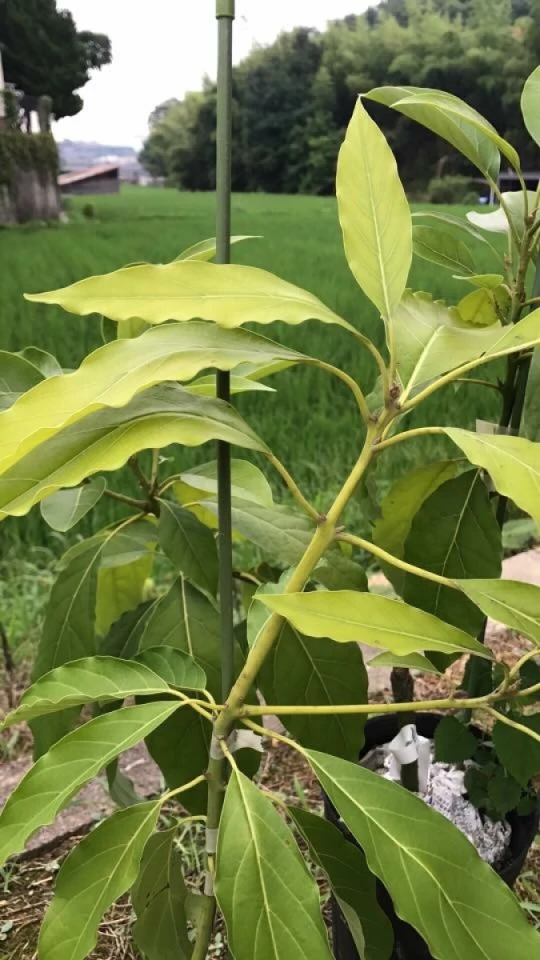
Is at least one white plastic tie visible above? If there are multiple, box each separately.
[206,828,218,855]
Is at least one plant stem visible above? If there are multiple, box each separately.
[238,690,501,717]
[102,488,150,512]
[454,378,502,392]
[391,667,419,793]
[485,708,540,745]
[128,455,153,497]
[338,532,459,589]
[509,647,540,680]
[314,359,371,422]
[267,453,320,521]
[163,774,207,802]
[375,426,446,452]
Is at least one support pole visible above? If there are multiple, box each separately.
[216,0,235,702]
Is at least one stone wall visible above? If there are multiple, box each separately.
[0,132,60,224]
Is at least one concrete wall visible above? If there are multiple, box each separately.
[0,166,60,224]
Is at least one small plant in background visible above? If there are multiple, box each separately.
[2,62,540,960]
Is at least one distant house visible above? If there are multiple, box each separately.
[58,162,120,195]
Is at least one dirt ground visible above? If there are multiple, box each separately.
[1,548,539,958]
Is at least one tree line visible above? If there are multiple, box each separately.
[140,0,540,194]
[0,0,111,121]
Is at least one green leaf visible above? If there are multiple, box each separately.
[175,458,273,508]
[137,578,221,697]
[337,98,411,321]
[99,600,154,660]
[40,477,107,532]
[186,373,275,396]
[30,535,103,755]
[366,86,505,178]
[0,350,44,396]
[261,591,493,659]
[98,518,157,567]
[136,646,207,690]
[0,702,179,866]
[144,707,211,816]
[173,234,258,262]
[158,499,218,596]
[467,192,537,238]
[373,459,460,594]
[521,65,540,148]
[434,716,477,763]
[199,498,315,566]
[457,288,499,327]
[215,769,333,960]
[308,749,540,960]
[96,553,152,637]
[487,767,524,818]
[392,291,479,389]
[523,347,540,441]
[25,260,353,332]
[117,317,150,339]
[367,651,441,674]
[412,225,475,275]
[411,210,498,251]
[18,346,63,379]
[0,322,296,474]
[289,807,393,960]
[0,384,267,519]
[39,801,161,960]
[259,622,368,759]
[132,826,191,960]
[2,656,173,728]
[106,761,141,807]
[493,714,540,787]
[313,554,368,592]
[402,471,502,635]
[447,428,540,527]
[457,579,540,647]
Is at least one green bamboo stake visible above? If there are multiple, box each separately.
[216,0,235,703]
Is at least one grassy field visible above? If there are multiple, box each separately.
[0,187,504,550]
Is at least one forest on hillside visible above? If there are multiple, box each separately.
[140,0,540,194]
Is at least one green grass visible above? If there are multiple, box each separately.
[0,187,503,552]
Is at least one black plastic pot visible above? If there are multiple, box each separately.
[324,713,540,960]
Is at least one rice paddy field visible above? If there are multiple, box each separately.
[0,187,504,553]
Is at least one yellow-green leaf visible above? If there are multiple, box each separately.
[40,477,107,532]
[0,322,295,472]
[261,591,492,659]
[366,86,505,178]
[467,192,537,238]
[0,701,180,866]
[446,428,540,527]
[132,826,192,960]
[457,288,499,327]
[407,305,540,394]
[173,234,258,262]
[25,260,352,331]
[0,385,266,519]
[373,459,461,594]
[2,657,173,729]
[308,750,540,960]
[186,373,274,396]
[521,65,540,148]
[39,801,162,960]
[367,651,441,674]
[174,458,273,508]
[96,553,152,637]
[413,225,475,275]
[457,579,540,647]
[337,97,412,319]
[215,769,333,960]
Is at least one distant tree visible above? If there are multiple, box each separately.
[0,0,111,120]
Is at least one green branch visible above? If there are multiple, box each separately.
[338,531,459,590]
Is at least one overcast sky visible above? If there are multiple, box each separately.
[53,1,369,146]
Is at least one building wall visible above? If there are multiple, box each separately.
[61,172,120,196]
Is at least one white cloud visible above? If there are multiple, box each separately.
[54,1,368,146]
